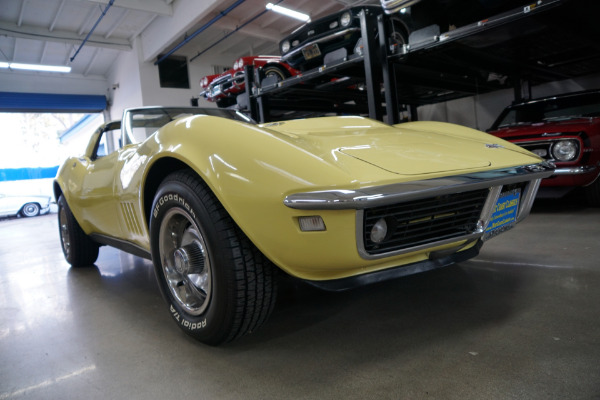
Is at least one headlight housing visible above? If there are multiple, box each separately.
[281,40,291,54]
[340,12,352,27]
[370,218,388,243]
[551,139,579,162]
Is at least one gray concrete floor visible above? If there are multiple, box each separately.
[0,196,599,400]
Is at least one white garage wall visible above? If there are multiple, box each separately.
[418,73,600,131]
[106,37,236,120]
[106,41,144,120]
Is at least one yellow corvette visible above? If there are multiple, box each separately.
[55,106,553,344]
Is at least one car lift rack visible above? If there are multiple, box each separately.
[234,0,600,124]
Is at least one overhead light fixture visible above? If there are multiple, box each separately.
[266,3,310,22]
[0,62,71,73]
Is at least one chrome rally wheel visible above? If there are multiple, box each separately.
[158,208,212,316]
[59,206,71,258]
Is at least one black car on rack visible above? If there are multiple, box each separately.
[279,1,533,72]
[279,6,409,71]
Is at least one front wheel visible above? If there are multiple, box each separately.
[262,65,288,82]
[21,203,40,217]
[150,170,277,345]
[57,195,99,267]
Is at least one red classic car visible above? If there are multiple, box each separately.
[199,56,299,108]
[488,89,600,205]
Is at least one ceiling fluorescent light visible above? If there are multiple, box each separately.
[266,3,310,22]
[8,63,71,73]
[0,62,9,69]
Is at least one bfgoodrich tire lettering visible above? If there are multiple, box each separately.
[150,170,277,345]
[57,195,99,267]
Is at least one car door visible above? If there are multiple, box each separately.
[0,194,18,216]
[68,122,125,238]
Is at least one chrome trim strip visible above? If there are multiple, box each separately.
[284,163,555,210]
[380,0,423,14]
[515,178,541,223]
[479,186,503,230]
[553,165,597,175]
[211,74,232,85]
[281,28,361,62]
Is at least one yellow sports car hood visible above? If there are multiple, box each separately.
[260,116,537,176]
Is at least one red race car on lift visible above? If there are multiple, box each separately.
[200,56,299,108]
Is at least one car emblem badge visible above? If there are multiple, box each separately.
[485,143,504,149]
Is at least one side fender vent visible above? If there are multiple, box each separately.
[120,202,143,236]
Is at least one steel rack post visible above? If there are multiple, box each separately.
[360,8,384,121]
[378,14,399,124]
[243,65,261,122]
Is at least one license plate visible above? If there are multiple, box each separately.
[484,189,521,238]
[302,43,321,61]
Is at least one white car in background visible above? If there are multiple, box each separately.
[0,193,51,218]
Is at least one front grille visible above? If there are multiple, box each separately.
[362,188,490,255]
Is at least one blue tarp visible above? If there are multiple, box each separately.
[0,166,59,182]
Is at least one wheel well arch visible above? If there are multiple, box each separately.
[143,157,197,226]
[53,181,63,203]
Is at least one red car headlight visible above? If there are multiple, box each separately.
[551,139,579,162]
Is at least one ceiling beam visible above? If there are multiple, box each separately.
[140,0,224,62]
[212,33,253,55]
[87,0,173,16]
[40,41,48,63]
[0,22,132,52]
[105,9,130,39]
[49,0,66,32]
[129,14,158,41]
[78,6,100,36]
[309,3,344,21]
[212,16,282,43]
[84,48,101,76]
[18,0,29,27]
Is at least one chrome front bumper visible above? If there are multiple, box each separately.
[285,162,555,260]
[284,163,555,210]
[553,165,597,175]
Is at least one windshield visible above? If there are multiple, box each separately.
[123,107,255,145]
[491,92,600,130]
